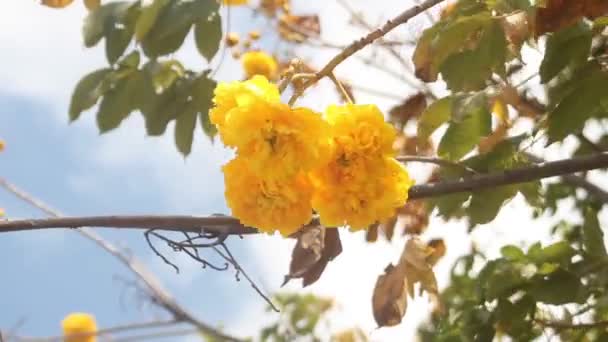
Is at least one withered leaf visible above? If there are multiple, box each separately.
[400,237,439,299]
[379,216,398,241]
[372,263,408,327]
[366,223,379,242]
[389,93,427,127]
[283,225,342,287]
[426,239,447,267]
[278,14,321,42]
[535,0,608,36]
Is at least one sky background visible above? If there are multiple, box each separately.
[1,1,606,341]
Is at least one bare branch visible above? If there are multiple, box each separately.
[10,319,181,342]
[535,318,608,330]
[288,0,446,104]
[396,155,477,174]
[408,152,608,199]
[0,179,245,342]
[524,153,608,204]
[2,153,608,235]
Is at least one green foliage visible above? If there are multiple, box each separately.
[539,21,593,83]
[71,0,222,155]
[438,93,492,160]
[260,293,334,342]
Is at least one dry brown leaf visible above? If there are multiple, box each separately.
[379,216,398,241]
[389,93,427,128]
[535,0,608,36]
[399,200,429,235]
[501,12,530,55]
[283,225,342,287]
[393,133,434,156]
[400,237,439,298]
[426,239,447,267]
[260,0,290,16]
[279,14,321,43]
[366,223,379,242]
[372,263,408,327]
[478,122,509,154]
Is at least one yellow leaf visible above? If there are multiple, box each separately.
[41,0,75,8]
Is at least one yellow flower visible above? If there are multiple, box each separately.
[310,104,411,230]
[325,104,396,161]
[223,157,313,235]
[61,312,97,342]
[312,158,413,230]
[241,51,278,80]
[210,75,280,143]
[223,101,332,179]
[223,0,248,5]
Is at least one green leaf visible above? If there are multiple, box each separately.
[527,241,575,265]
[529,270,583,305]
[174,108,198,156]
[194,11,222,61]
[478,259,527,300]
[96,71,141,133]
[485,0,532,12]
[135,0,170,41]
[417,96,453,139]
[548,71,608,142]
[540,21,592,83]
[413,12,493,81]
[82,1,132,48]
[117,50,141,69]
[69,68,112,121]
[441,19,507,91]
[583,209,607,259]
[438,93,492,160]
[468,185,518,225]
[106,26,133,65]
[141,0,219,58]
[191,73,217,139]
[501,245,526,261]
[594,16,608,29]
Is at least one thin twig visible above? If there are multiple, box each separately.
[0,179,245,342]
[288,0,446,104]
[12,319,181,342]
[328,72,354,103]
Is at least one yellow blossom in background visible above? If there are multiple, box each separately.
[223,0,248,5]
[61,312,97,342]
[210,75,280,144]
[241,51,278,80]
[325,104,396,161]
[224,102,332,179]
[313,158,412,230]
[223,157,313,235]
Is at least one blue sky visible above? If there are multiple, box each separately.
[1,1,599,341]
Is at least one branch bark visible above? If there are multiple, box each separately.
[2,153,607,235]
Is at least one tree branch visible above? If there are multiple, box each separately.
[0,179,245,342]
[534,318,608,330]
[288,0,445,103]
[2,153,607,235]
[524,153,608,204]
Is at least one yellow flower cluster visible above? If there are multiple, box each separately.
[61,312,97,342]
[211,77,413,235]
